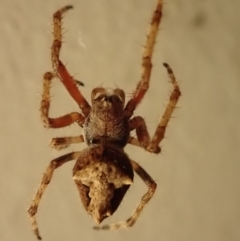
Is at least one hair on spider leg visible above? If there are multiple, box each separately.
[74,79,84,87]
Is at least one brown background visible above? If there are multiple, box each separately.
[1,0,240,240]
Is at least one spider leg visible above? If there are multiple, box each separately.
[124,0,163,119]
[52,5,91,116]
[41,72,85,128]
[28,152,81,240]
[127,63,181,153]
[128,115,161,153]
[128,135,161,153]
[128,136,141,147]
[147,63,181,152]
[128,116,154,150]
[94,160,156,230]
[50,135,84,150]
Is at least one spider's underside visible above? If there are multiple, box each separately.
[28,0,181,239]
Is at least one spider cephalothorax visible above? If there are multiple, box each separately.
[83,87,129,147]
[28,1,181,239]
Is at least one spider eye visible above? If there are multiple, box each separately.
[93,92,105,101]
[113,89,125,105]
[90,138,101,145]
[91,87,106,102]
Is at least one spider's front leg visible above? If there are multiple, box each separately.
[51,5,91,116]
[128,63,181,153]
[41,72,85,128]
[124,0,163,119]
[28,152,81,240]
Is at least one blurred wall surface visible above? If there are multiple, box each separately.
[0,0,239,241]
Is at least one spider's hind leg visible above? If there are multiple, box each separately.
[28,151,81,240]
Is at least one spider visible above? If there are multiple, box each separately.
[28,0,181,239]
